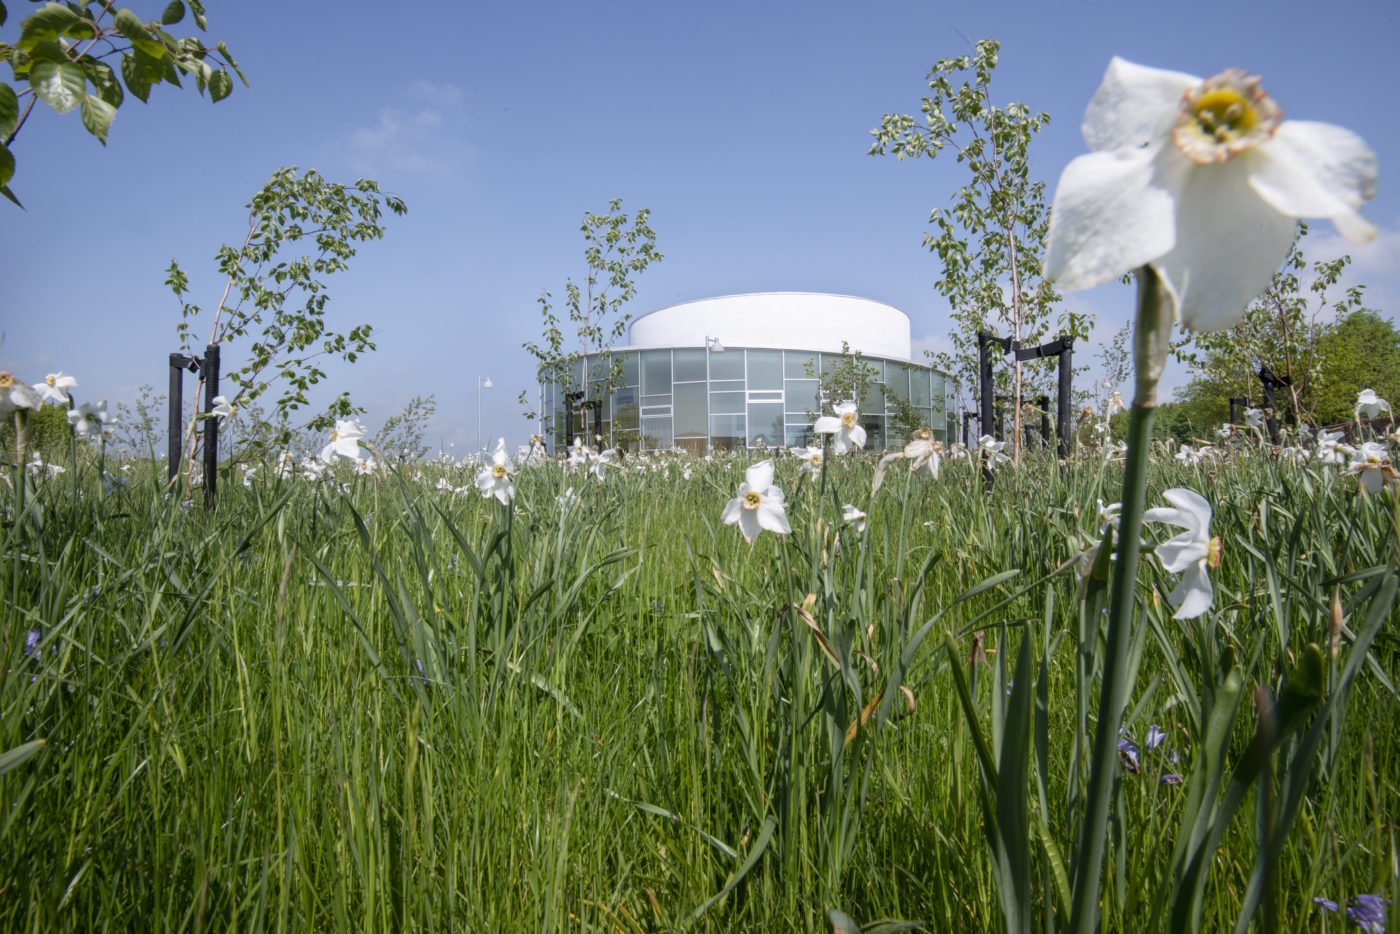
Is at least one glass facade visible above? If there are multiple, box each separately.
[542,347,958,454]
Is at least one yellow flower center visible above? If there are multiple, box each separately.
[329,430,339,442]
[0,372,12,388]
[493,465,507,479]
[743,490,762,510]
[1207,535,1223,570]
[841,412,857,429]
[46,375,57,387]
[810,453,822,465]
[916,427,932,440]
[1173,69,1282,164]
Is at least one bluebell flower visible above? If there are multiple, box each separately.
[25,629,41,660]
[1117,738,1140,773]
[1159,773,1183,786]
[1314,893,1390,932]
[1347,894,1390,933]
[1145,724,1167,750]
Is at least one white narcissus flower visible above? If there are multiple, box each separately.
[354,457,377,477]
[475,439,514,504]
[0,371,43,418]
[792,443,824,477]
[1345,441,1399,495]
[720,459,790,544]
[813,402,866,455]
[1143,488,1221,620]
[1314,429,1350,465]
[903,427,942,479]
[978,434,1010,469]
[68,400,115,438]
[243,465,260,489]
[1355,388,1391,421]
[1243,407,1264,430]
[209,395,236,424]
[841,504,867,533]
[1106,392,1126,417]
[593,448,618,480]
[1044,58,1377,332]
[33,371,77,406]
[321,419,365,462]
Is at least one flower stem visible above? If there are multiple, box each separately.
[1070,267,1167,933]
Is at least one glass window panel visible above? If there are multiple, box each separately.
[709,378,744,391]
[862,415,887,452]
[785,351,817,379]
[710,391,745,414]
[641,394,672,408]
[707,348,745,381]
[611,387,638,432]
[641,417,672,451]
[709,414,745,451]
[746,349,782,390]
[785,379,819,416]
[675,437,707,455]
[911,367,932,407]
[747,403,785,447]
[641,350,672,397]
[885,364,910,402]
[618,352,639,387]
[587,354,609,383]
[785,423,816,448]
[674,382,707,437]
[673,348,706,382]
[862,380,884,415]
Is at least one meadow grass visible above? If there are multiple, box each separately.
[1,443,1396,931]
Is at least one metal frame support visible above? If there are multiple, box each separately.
[1229,397,1246,428]
[166,344,220,509]
[962,411,978,447]
[978,331,1075,459]
[1258,366,1290,445]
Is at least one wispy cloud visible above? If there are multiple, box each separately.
[344,81,474,178]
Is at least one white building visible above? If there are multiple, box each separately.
[541,292,957,453]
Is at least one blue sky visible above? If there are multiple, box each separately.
[4,0,1398,451]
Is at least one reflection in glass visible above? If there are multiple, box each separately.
[641,350,672,397]
[747,403,784,447]
[673,348,706,382]
[746,349,782,390]
[674,382,707,437]
[710,414,745,451]
[708,348,744,380]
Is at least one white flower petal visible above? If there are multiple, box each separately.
[1247,121,1378,242]
[1044,145,1181,292]
[1159,487,1211,525]
[721,497,744,525]
[746,459,774,493]
[1082,57,1199,151]
[1169,562,1214,620]
[738,509,761,544]
[1151,158,1297,331]
[814,416,840,434]
[848,425,867,450]
[757,501,791,535]
[1154,532,1208,574]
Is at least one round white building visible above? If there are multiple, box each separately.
[541,292,957,453]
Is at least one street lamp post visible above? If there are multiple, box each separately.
[477,376,494,456]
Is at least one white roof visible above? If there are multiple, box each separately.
[624,292,913,361]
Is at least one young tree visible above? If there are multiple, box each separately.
[870,37,1084,459]
[1176,224,1368,426]
[0,0,246,206]
[374,393,436,462]
[166,167,406,462]
[521,198,662,440]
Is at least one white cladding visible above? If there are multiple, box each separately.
[626,293,912,361]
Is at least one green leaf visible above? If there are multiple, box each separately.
[80,92,115,143]
[160,0,185,25]
[17,3,80,50]
[0,82,18,139]
[0,141,13,186]
[0,2,8,29]
[208,67,231,102]
[113,8,150,42]
[1,182,21,207]
[120,51,157,103]
[0,739,44,777]
[29,60,85,113]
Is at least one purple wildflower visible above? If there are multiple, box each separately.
[1347,894,1389,933]
[1117,738,1140,774]
[1145,724,1167,750]
[1313,896,1340,913]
